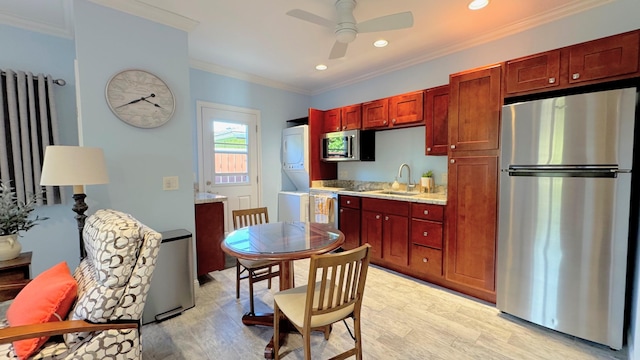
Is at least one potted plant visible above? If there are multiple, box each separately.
[0,181,48,261]
[421,171,435,193]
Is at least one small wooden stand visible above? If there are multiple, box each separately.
[0,252,32,301]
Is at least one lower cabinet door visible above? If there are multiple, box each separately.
[410,245,443,277]
[382,213,409,267]
[339,207,361,250]
[361,210,383,261]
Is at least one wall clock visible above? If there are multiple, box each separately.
[105,69,176,129]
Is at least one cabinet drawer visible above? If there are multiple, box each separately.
[339,195,360,209]
[362,197,409,216]
[411,219,443,249]
[410,245,442,277]
[411,203,444,221]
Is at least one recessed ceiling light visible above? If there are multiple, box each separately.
[315,64,328,71]
[373,39,388,48]
[468,0,489,10]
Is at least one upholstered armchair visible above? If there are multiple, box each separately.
[0,209,161,359]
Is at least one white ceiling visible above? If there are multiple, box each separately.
[0,0,614,94]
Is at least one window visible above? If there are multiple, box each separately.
[212,121,249,185]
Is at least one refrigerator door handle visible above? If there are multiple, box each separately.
[502,168,623,178]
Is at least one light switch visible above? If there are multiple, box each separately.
[163,176,179,191]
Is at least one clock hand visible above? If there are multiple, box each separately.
[142,98,164,109]
[116,93,156,109]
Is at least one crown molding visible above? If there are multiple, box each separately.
[0,0,74,39]
[189,59,312,96]
[89,0,199,32]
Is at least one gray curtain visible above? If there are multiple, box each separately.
[0,69,63,205]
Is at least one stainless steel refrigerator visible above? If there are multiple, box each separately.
[497,87,637,350]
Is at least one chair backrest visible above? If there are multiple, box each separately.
[65,209,162,346]
[232,207,269,230]
[304,244,371,325]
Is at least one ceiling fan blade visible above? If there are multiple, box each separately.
[286,9,335,29]
[329,41,348,59]
[357,11,414,33]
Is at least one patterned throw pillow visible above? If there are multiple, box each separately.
[6,261,78,360]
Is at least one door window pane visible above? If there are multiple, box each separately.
[213,121,249,184]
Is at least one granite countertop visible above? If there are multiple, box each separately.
[337,189,446,205]
[194,192,227,204]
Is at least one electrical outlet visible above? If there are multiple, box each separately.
[339,170,348,178]
[440,173,448,185]
[163,176,179,191]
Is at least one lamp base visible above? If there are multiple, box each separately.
[72,193,88,259]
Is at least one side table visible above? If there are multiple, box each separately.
[0,252,32,301]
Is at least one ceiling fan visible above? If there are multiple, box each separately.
[286,0,414,59]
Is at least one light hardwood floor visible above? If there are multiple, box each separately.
[141,259,628,360]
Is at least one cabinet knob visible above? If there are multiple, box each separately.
[548,77,556,84]
[376,215,381,219]
[385,216,389,221]
[423,231,428,237]
[450,159,455,164]
[422,258,428,263]
[342,126,346,130]
[426,147,431,152]
[383,120,388,125]
[340,209,343,213]
[572,73,580,80]
[392,118,397,124]
[450,144,456,149]
[423,210,429,215]
[346,200,351,204]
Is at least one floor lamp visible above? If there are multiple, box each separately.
[40,146,109,259]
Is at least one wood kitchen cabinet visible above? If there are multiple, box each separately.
[338,195,361,250]
[361,198,409,267]
[323,108,341,133]
[505,30,640,96]
[361,98,389,129]
[195,201,225,277]
[309,108,337,181]
[424,85,449,156]
[362,90,424,130]
[410,204,444,278]
[449,63,502,152]
[446,155,498,303]
[323,105,362,133]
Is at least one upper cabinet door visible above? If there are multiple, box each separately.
[449,64,502,152]
[425,85,449,156]
[362,98,389,129]
[323,108,341,133]
[389,91,424,127]
[341,104,362,131]
[569,30,640,84]
[505,50,561,94]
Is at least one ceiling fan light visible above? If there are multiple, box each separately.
[468,0,489,10]
[335,28,357,43]
[373,39,388,48]
[315,64,328,71]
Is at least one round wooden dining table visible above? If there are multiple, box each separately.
[221,221,345,359]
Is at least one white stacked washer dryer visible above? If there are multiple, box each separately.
[279,125,309,222]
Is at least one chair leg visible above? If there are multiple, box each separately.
[248,269,256,315]
[303,327,312,360]
[354,314,362,360]
[267,266,272,289]
[323,324,332,340]
[273,302,281,360]
[236,260,241,299]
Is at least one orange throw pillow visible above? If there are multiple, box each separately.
[6,261,78,360]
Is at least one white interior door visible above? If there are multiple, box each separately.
[198,102,261,233]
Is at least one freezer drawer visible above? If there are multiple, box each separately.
[497,172,631,349]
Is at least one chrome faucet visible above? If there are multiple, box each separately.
[397,163,415,191]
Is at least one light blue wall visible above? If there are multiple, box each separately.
[0,24,80,275]
[72,0,194,239]
[189,68,310,213]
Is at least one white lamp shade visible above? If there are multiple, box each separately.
[40,146,109,186]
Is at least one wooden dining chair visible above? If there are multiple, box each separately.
[273,243,372,360]
[232,207,280,315]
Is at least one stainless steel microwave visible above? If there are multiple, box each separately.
[321,130,375,162]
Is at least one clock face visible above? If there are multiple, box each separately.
[105,69,175,128]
